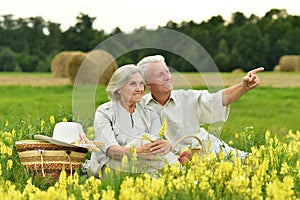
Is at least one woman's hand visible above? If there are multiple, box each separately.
[136,143,162,160]
[148,139,171,155]
[136,143,151,154]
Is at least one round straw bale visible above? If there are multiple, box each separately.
[296,56,300,71]
[67,52,88,84]
[278,55,299,72]
[273,65,281,72]
[232,68,244,73]
[86,49,118,85]
[51,51,81,77]
[67,50,118,85]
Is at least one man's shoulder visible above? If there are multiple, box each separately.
[141,93,152,104]
[172,89,205,96]
[137,102,155,111]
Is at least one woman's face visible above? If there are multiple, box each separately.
[118,72,145,105]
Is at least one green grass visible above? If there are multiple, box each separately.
[0,84,109,125]
[1,75,300,151]
[218,86,300,152]
[1,85,299,135]
[0,85,73,122]
[224,87,300,134]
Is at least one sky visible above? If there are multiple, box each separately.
[0,0,299,33]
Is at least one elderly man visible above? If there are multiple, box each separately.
[137,55,264,159]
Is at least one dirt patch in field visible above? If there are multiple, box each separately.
[172,72,300,88]
[0,72,299,87]
[0,76,71,86]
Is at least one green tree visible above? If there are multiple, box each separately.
[229,12,248,27]
[0,46,18,71]
[232,24,267,71]
[214,39,230,71]
[258,9,291,68]
[62,13,102,51]
[284,15,300,54]
[44,22,63,54]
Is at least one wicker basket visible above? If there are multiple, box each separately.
[172,135,205,163]
[16,140,88,179]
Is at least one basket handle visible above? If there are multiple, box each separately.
[171,135,204,153]
[65,150,72,176]
[38,149,45,177]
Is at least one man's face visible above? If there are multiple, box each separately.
[146,61,173,94]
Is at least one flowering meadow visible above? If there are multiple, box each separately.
[0,116,300,200]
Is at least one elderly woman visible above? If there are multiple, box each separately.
[90,64,177,176]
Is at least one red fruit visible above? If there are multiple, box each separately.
[180,151,188,157]
[179,156,189,164]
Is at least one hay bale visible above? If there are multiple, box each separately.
[273,65,281,72]
[67,49,118,85]
[67,52,88,84]
[232,68,244,73]
[51,51,81,77]
[87,49,118,85]
[296,56,300,71]
[278,55,300,72]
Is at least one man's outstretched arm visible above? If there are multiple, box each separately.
[222,67,264,106]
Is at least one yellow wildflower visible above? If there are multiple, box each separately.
[86,126,94,140]
[119,177,139,200]
[142,134,153,142]
[58,169,67,189]
[121,155,128,169]
[6,159,13,170]
[235,133,239,139]
[265,130,270,141]
[22,178,40,199]
[105,165,111,174]
[93,193,101,200]
[40,119,45,132]
[280,162,290,175]
[159,120,167,138]
[130,147,137,161]
[102,186,115,200]
[7,146,12,156]
[250,175,262,199]
[62,118,68,122]
[266,176,294,200]
[49,115,55,125]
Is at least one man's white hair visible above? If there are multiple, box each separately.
[137,55,166,82]
[137,55,165,67]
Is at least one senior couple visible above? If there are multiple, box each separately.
[90,55,264,176]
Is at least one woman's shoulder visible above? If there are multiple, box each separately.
[96,101,112,111]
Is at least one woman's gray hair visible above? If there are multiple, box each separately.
[106,64,143,101]
[137,55,165,82]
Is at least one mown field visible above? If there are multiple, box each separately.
[1,72,299,142]
[0,71,300,199]
[1,72,300,150]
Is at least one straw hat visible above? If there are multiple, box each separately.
[34,122,87,149]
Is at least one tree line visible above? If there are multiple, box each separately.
[0,8,299,72]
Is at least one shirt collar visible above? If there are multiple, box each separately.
[143,91,177,105]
